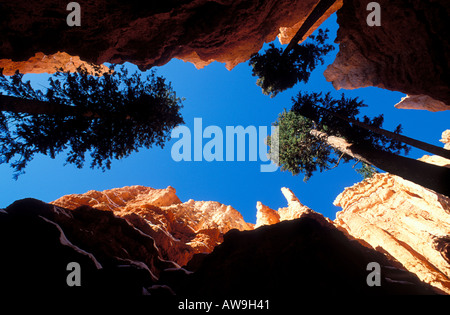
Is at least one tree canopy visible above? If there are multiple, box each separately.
[268,92,410,181]
[249,28,334,98]
[0,65,184,179]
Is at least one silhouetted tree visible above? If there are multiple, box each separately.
[248,0,338,97]
[249,28,334,97]
[268,92,450,196]
[282,0,338,57]
[297,97,450,160]
[0,65,184,179]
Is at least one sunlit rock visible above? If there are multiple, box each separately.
[334,132,450,294]
[52,185,253,266]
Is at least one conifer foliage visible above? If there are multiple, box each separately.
[268,92,410,181]
[249,29,334,97]
[0,65,184,178]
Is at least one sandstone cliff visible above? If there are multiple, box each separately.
[0,193,437,298]
[334,173,450,294]
[334,130,450,294]
[162,211,437,298]
[0,0,339,74]
[324,0,450,110]
[1,0,448,112]
[51,185,253,267]
[254,180,450,295]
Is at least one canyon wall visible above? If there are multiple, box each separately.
[27,131,450,295]
[254,183,450,294]
[1,185,439,297]
[2,0,448,111]
[0,0,340,75]
[334,130,450,294]
[51,185,253,267]
[334,173,450,294]
[324,0,450,110]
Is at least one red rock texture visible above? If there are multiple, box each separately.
[0,0,339,73]
[51,185,253,267]
[334,130,450,294]
[163,212,438,298]
[0,52,109,76]
[324,0,450,110]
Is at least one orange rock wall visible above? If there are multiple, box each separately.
[324,0,450,110]
[0,52,109,76]
[50,132,450,293]
[0,0,339,74]
[51,185,253,266]
[334,173,450,294]
[333,130,450,294]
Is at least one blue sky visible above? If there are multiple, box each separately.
[1,13,449,223]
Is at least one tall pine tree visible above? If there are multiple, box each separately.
[0,65,184,178]
[268,92,450,197]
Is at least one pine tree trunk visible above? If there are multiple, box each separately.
[282,0,337,57]
[310,129,450,197]
[0,95,96,117]
[316,105,450,160]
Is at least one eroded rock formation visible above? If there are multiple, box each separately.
[334,173,450,294]
[395,95,450,113]
[2,0,448,112]
[442,130,450,150]
[254,183,450,295]
[0,52,109,76]
[0,0,339,73]
[0,198,176,295]
[51,185,253,266]
[1,180,447,296]
[162,211,437,298]
[324,0,450,110]
[334,130,450,294]
[255,187,330,228]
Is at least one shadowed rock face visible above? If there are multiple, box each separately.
[1,0,447,112]
[0,197,438,298]
[162,213,438,298]
[0,0,339,73]
[45,173,450,295]
[324,0,450,110]
[0,198,176,296]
